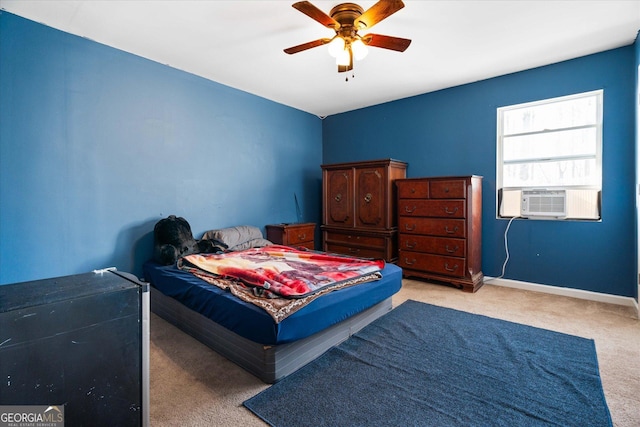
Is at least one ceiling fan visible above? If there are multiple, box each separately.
[284,0,411,74]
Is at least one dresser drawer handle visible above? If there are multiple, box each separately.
[404,258,417,265]
[445,245,459,253]
[335,193,342,202]
[364,193,372,203]
[405,241,417,249]
[444,263,459,272]
[404,223,416,231]
[298,233,306,241]
[410,188,416,193]
[348,248,360,253]
[444,226,459,234]
[444,207,458,215]
[404,205,416,213]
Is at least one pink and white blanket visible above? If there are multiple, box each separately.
[179,245,385,299]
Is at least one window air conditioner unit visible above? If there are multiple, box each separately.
[521,189,567,218]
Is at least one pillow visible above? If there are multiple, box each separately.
[227,238,273,251]
[202,225,270,251]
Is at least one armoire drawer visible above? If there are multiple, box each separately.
[430,179,467,199]
[399,217,466,238]
[399,235,466,258]
[398,251,467,278]
[398,200,465,218]
[324,231,386,248]
[325,243,386,260]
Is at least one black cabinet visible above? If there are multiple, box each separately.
[0,270,149,426]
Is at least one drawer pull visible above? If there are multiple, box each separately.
[348,248,360,253]
[444,207,459,215]
[298,233,306,240]
[410,188,416,193]
[404,258,417,265]
[404,205,416,213]
[445,245,459,253]
[364,193,372,203]
[405,241,417,249]
[404,223,416,231]
[444,226,459,234]
[335,193,342,202]
[444,263,459,272]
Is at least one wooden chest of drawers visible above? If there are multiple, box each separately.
[266,223,315,250]
[396,176,483,292]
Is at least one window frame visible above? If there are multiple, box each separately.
[496,90,603,220]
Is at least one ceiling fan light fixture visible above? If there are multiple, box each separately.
[335,47,351,66]
[327,36,345,58]
[285,1,410,75]
[351,38,368,60]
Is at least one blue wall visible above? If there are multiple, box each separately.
[1,11,637,299]
[323,47,636,298]
[635,30,640,302]
[0,12,322,284]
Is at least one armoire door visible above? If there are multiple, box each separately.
[355,166,386,229]
[325,168,353,226]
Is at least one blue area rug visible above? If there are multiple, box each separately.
[244,300,611,427]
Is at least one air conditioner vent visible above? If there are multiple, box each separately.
[521,189,567,218]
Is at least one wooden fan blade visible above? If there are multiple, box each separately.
[355,0,405,30]
[363,33,411,52]
[284,38,331,54]
[292,1,339,29]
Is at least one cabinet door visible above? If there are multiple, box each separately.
[355,166,386,228]
[325,169,353,226]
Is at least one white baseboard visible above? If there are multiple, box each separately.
[484,276,639,318]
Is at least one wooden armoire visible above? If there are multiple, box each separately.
[321,159,407,262]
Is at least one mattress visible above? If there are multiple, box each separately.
[143,260,402,345]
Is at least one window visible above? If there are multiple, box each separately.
[497,90,603,220]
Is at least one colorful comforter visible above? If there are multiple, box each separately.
[179,245,385,299]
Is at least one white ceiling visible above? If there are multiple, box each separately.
[2,0,639,117]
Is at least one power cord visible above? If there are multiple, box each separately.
[485,215,519,283]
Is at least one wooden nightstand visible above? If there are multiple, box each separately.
[266,223,316,250]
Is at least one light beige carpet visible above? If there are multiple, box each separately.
[149,279,640,426]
